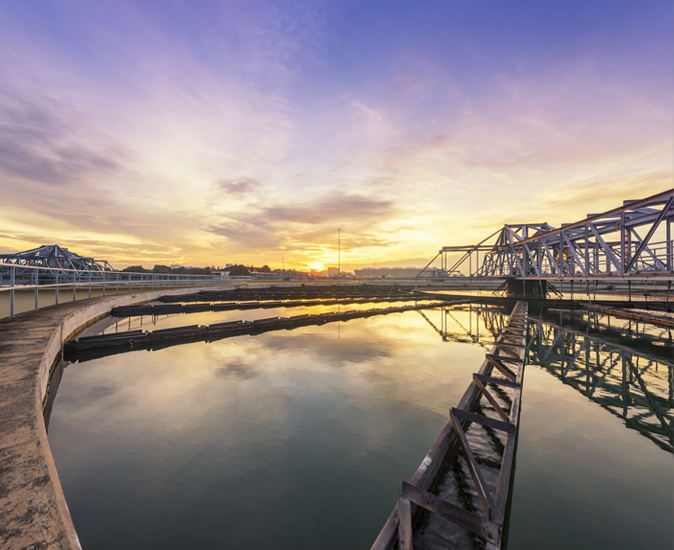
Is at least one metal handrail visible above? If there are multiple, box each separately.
[0,262,220,318]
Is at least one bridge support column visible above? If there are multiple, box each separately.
[504,278,548,298]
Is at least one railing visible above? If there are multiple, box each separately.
[0,262,223,318]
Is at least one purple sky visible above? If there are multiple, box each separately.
[0,0,672,269]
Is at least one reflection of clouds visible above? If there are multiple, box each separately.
[57,383,120,410]
[70,311,486,433]
[261,331,390,365]
[48,305,497,539]
[216,362,259,381]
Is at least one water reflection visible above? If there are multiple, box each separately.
[426,305,674,453]
[47,304,674,550]
[48,310,487,550]
[411,304,673,550]
[525,319,673,452]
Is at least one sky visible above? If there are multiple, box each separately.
[0,0,672,271]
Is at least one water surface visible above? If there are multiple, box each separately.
[48,305,673,549]
[49,307,488,549]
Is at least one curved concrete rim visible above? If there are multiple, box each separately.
[0,281,424,548]
[0,285,247,549]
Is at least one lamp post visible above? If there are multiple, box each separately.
[338,228,341,283]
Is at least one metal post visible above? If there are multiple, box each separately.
[338,227,341,284]
[627,226,632,272]
[667,281,672,311]
[585,224,590,276]
[10,266,15,318]
[621,212,626,275]
[621,353,628,418]
[102,273,105,296]
[55,271,59,305]
[34,269,38,310]
[88,272,91,299]
[666,220,674,271]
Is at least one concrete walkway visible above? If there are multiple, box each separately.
[0,288,220,550]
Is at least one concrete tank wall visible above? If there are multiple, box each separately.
[0,286,235,550]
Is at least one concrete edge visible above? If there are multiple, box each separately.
[3,280,429,549]
[34,390,83,550]
[38,286,231,403]
[1,285,232,550]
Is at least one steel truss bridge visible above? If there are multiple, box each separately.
[0,244,114,276]
[422,189,674,282]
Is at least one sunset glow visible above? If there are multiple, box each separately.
[0,1,671,270]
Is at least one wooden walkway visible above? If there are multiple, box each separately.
[371,301,529,550]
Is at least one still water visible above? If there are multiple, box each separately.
[47,305,673,549]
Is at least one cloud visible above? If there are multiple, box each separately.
[202,192,401,257]
[0,94,127,186]
[262,194,395,224]
[203,218,282,251]
[218,177,261,195]
[0,1,670,270]
[524,171,673,224]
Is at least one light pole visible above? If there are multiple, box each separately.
[338,228,341,282]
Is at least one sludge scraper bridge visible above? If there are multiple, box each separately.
[421,189,674,284]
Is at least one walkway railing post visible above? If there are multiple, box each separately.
[0,263,214,319]
[9,266,15,318]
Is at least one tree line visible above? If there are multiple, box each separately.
[121,265,213,275]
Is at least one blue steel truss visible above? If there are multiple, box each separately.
[0,244,114,276]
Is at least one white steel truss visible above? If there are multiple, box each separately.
[436,189,674,280]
